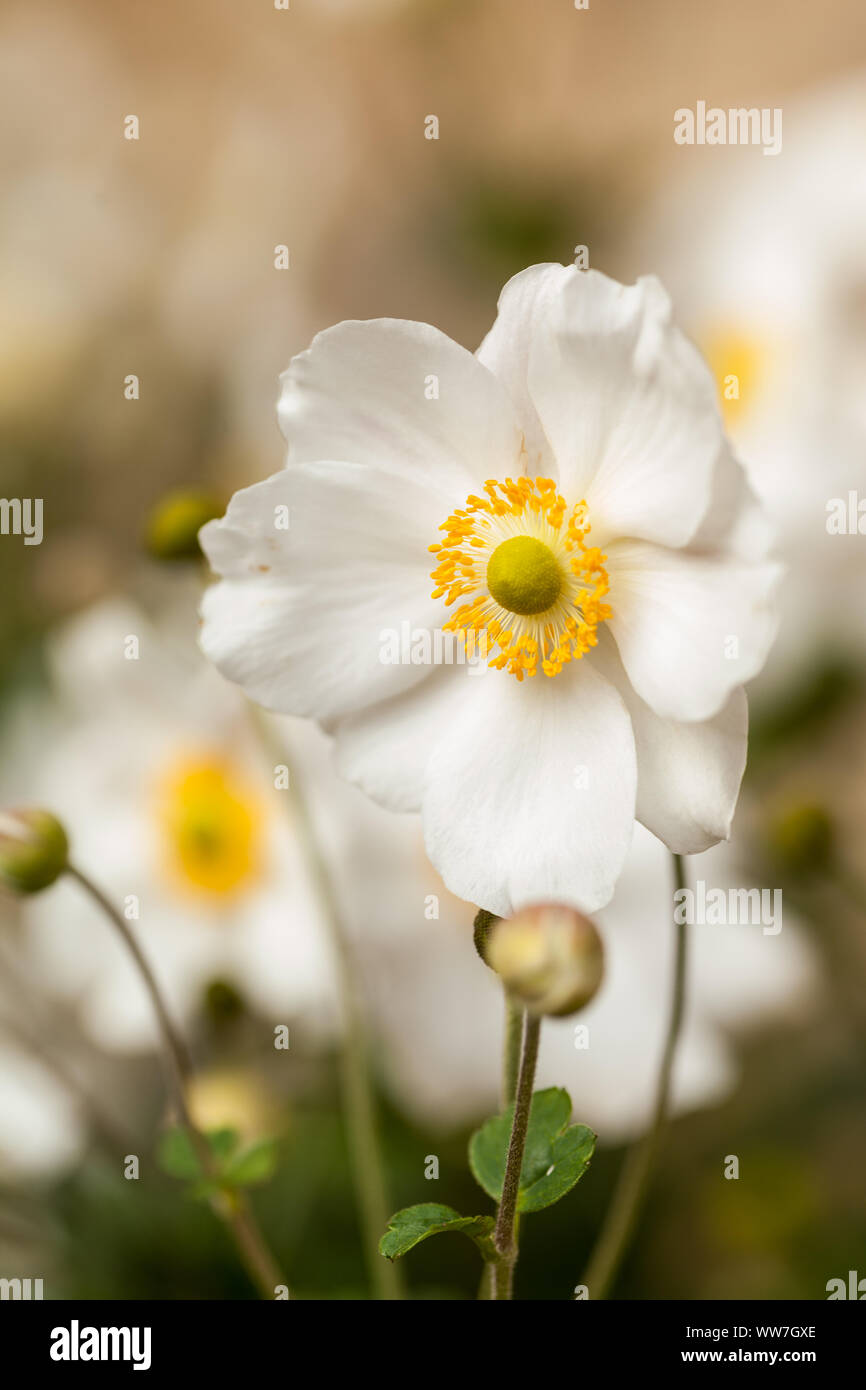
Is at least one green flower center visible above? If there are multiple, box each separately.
[486,535,562,616]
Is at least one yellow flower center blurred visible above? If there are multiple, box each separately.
[702,326,766,426]
[157,756,263,897]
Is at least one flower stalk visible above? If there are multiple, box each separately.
[253,713,403,1301]
[581,852,689,1299]
[66,863,284,1300]
[490,1009,542,1299]
[502,992,523,1108]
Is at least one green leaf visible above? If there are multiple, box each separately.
[208,1127,241,1163]
[157,1127,200,1180]
[469,1088,568,1200]
[469,1087,595,1213]
[157,1126,240,1181]
[378,1204,497,1263]
[223,1139,279,1188]
[518,1122,595,1213]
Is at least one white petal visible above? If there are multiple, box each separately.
[689,441,773,561]
[475,262,572,472]
[593,634,747,852]
[200,464,445,722]
[606,538,781,722]
[520,267,722,547]
[278,317,523,497]
[421,661,637,916]
[334,665,471,813]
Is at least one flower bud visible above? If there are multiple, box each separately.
[144,489,224,562]
[203,978,246,1026]
[187,1065,278,1146]
[486,902,604,1017]
[766,803,834,877]
[0,808,69,894]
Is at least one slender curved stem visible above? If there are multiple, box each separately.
[66,863,284,1299]
[254,713,403,1300]
[581,852,689,1300]
[490,1010,542,1300]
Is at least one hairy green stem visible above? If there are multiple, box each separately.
[490,1010,542,1299]
[581,852,689,1300]
[502,992,523,1108]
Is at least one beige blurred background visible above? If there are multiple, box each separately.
[2,0,866,1301]
[3,0,866,641]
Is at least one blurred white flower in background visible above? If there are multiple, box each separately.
[1,594,817,1148]
[365,821,816,1141]
[641,74,866,695]
[1,599,338,1053]
[0,1046,86,1180]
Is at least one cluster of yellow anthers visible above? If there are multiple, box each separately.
[429,476,612,680]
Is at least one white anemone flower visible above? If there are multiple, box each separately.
[200,265,779,916]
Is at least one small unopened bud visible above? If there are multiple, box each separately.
[203,978,246,1026]
[187,1066,277,1145]
[0,808,69,894]
[486,903,604,1017]
[767,803,834,877]
[144,489,224,562]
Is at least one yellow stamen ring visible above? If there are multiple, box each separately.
[429,475,611,680]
